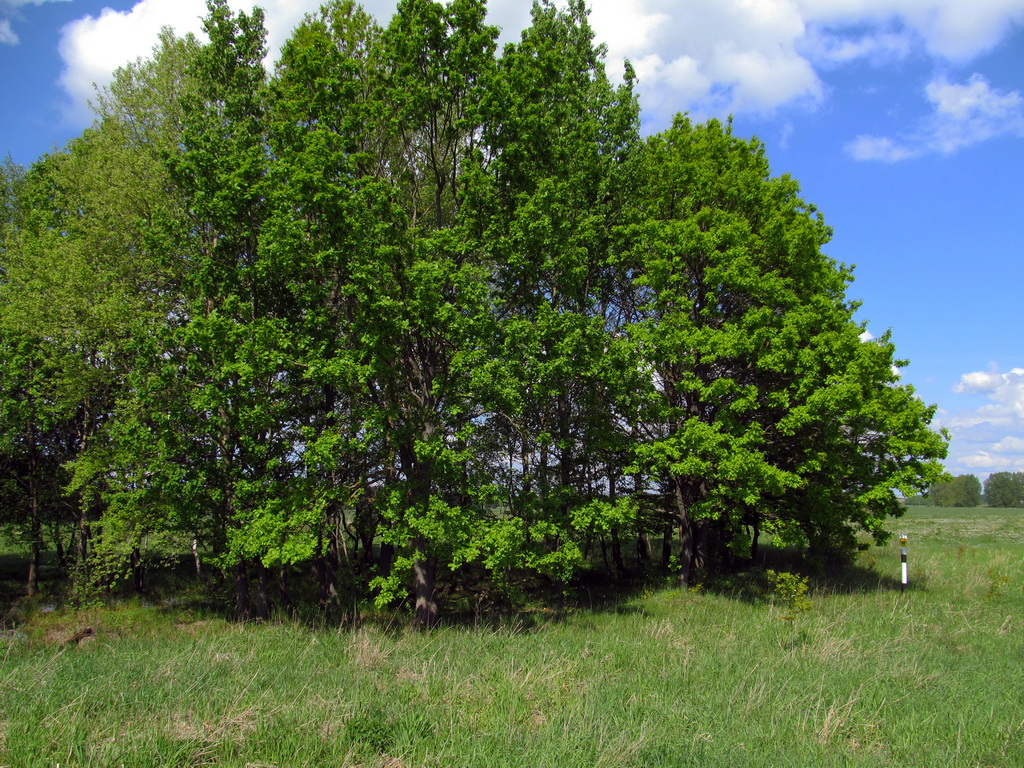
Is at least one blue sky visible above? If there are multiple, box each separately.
[2,0,1023,480]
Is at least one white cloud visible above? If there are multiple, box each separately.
[795,0,1024,61]
[957,451,1024,471]
[954,366,1024,401]
[801,28,913,65]
[845,135,918,162]
[992,436,1024,453]
[585,0,1024,128]
[57,0,392,125]
[925,74,1024,151]
[588,0,822,121]
[844,74,1024,161]
[54,0,1024,138]
[589,0,667,56]
[59,0,206,123]
[0,17,16,45]
[941,367,1024,475]
[1,0,72,46]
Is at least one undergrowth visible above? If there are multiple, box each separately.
[1,507,1022,767]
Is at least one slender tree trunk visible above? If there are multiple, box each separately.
[313,532,338,609]
[611,530,625,574]
[54,532,66,572]
[636,532,650,562]
[27,542,40,598]
[277,567,293,615]
[27,480,40,598]
[557,392,572,508]
[662,524,672,566]
[326,515,340,589]
[26,418,40,597]
[23,359,41,597]
[130,546,145,594]
[609,475,625,574]
[672,477,694,587]
[254,561,270,620]
[234,560,251,621]
[78,510,91,577]
[192,538,202,579]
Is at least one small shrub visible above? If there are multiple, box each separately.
[766,570,812,623]
[766,569,812,646]
[983,567,1010,601]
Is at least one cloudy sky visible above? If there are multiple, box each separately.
[2,0,1023,479]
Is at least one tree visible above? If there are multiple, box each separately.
[471,0,641,583]
[358,0,501,626]
[0,25,213,598]
[621,117,947,584]
[0,136,166,592]
[0,0,950,621]
[930,474,982,508]
[983,472,1024,508]
[263,0,394,606]
[153,0,288,619]
[0,302,76,595]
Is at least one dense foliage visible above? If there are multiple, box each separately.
[929,474,982,508]
[983,471,1024,508]
[0,0,947,622]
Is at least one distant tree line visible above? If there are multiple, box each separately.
[914,471,1024,508]
[927,475,982,508]
[0,0,947,623]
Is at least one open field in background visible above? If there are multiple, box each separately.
[1,506,1022,767]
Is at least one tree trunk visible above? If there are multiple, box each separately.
[78,510,91,577]
[130,546,145,594]
[672,477,695,587]
[611,529,626,574]
[314,532,338,609]
[693,518,709,578]
[54,530,66,572]
[412,537,439,628]
[27,496,40,598]
[277,567,294,615]
[677,518,694,587]
[254,560,270,620]
[192,538,202,579]
[636,532,650,562]
[234,560,251,621]
[609,474,625,574]
[26,423,40,597]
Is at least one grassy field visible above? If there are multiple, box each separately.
[2,506,1022,767]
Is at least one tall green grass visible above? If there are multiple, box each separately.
[2,507,1022,767]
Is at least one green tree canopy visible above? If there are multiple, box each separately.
[983,472,1024,508]
[930,474,982,508]
[0,0,949,617]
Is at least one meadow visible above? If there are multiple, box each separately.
[2,506,1022,767]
